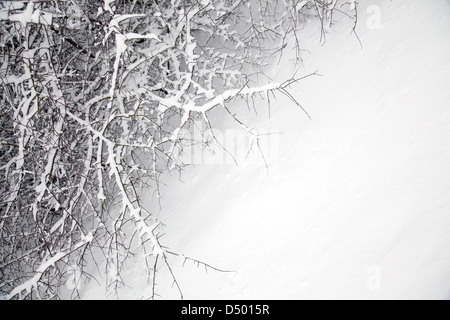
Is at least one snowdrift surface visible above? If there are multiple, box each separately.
[80,0,450,299]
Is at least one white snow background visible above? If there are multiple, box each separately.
[76,0,450,300]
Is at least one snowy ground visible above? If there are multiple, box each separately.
[79,0,450,299]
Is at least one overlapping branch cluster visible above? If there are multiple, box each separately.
[0,0,357,299]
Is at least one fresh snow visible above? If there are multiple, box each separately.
[76,0,450,299]
[0,2,53,27]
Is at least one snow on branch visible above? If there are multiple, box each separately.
[6,235,93,300]
[0,0,357,299]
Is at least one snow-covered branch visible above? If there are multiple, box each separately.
[0,0,357,299]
